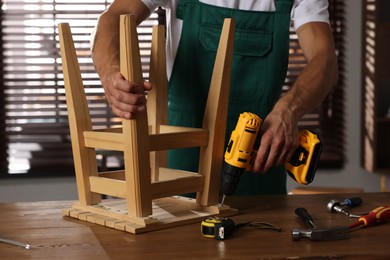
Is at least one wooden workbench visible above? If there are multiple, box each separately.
[0,193,389,259]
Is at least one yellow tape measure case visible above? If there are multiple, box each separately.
[201,217,235,240]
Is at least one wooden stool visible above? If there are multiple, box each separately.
[58,15,237,234]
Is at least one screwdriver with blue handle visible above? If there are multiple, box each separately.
[327,197,364,217]
[220,112,322,206]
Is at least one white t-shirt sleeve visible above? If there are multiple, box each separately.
[292,0,330,30]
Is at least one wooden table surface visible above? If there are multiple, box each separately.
[0,193,389,259]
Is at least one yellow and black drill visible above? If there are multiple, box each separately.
[220,112,322,205]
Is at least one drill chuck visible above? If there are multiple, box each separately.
[221,163,245,196]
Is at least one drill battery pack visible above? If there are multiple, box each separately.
[286,130,322,185]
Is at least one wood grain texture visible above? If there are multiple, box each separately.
[197,18,235,206]
[1,193,389,259]
[58,23,101,206]
[119,14,153,217]
[148,25,169,181]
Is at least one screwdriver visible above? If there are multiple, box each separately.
[348,206,390,229]
[295,207,317,228]
[327,197,363,218]
[0,236,30,249]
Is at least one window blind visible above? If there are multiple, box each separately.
[0,1,344,177]
[283,0,345,168]
[1,0,158,176]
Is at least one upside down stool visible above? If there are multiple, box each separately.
[58,14,237,234]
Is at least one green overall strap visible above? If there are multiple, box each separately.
[169,0,293,195]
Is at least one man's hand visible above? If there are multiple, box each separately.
[252,108,299,173]
[103,70,152,119]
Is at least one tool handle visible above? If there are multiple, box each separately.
[359,206,390,226]
[342,197,362,207]
[295,207,316,228]
[349,206,390,229]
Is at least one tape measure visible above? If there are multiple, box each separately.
[201,217,235,240]
[201,217,282,240]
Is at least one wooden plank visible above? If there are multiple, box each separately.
[84,126,208,151]
[147,25,168,132]
[149,127,209,151]
[69,209,85,219]
[98,170,125,180]
[78,212,97,222]
[148,25,168,181]
[84,127,123,133]
[159,124,207,134]
[83,130,124,151]
[157,167,198,180]
[120,14,153,217]
[197,19,235,206]
[91,169,203,199]
[89,176,127,198]
[151,175,204,199]
[58,23,101,206]
[71,201,156,226]
[65,197,237,234]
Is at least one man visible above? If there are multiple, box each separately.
[91,0,338,195]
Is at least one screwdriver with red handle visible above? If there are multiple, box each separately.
[349,206,390,229]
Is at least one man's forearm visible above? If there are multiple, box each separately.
[91,11,121,85]
[272,22,338,121]
[91,1,151,86]
[274,50,337,121]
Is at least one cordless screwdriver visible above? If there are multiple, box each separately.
[220,112,322,206]
[220,112,261,206]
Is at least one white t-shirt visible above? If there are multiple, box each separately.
[142,0,330,78]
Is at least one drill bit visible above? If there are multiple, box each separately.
[220,195,227,206]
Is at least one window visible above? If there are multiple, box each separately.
[361,0,390,172]
[0,1,344,178]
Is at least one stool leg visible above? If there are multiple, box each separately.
[58,23,101,206]
[148,25,168,181]
[197,19,235,206]
[120,14,152,217]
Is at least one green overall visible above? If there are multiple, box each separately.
[168,0,293,195]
